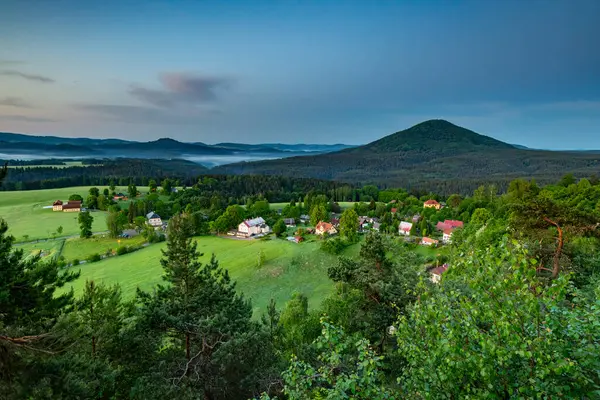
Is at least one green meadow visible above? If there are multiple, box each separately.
[62,234,147,261]
[63,235,360,315]
[0,186,149,242]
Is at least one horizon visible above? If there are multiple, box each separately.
[1,0,600,149]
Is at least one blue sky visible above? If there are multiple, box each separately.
[1,0,599,148]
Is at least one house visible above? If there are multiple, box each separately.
[412,214,421,223]
[287,235,305,243]
[421,237,439,246]
[113,193,127,200]
[146,211,163,227]
[62,201,81,212]
[423,199,441,210]
[436,219,464,232]
[372,222,381,231]
[300,214,310,224]
[238,217,270,237]
[430,264,449,283]
[399,221,413,235]
[391,208,398,214]
[52,200,63,211]
[315,221,337,236]
[330,217,340,227]
[284,218,296,227]
[442,229,454,244]
[389,199,397,204]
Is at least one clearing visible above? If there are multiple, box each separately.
[62,234,147,261]
[62,235,360,315]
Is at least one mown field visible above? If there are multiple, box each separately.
[63,235,360,315]
[15,239,64,260]
[0,186,149,242]
[62,234,147,261]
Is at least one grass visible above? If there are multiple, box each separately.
[62,234,147,261]
[15,239,64,260]
[62,235,360,315]
[0,186,150,242]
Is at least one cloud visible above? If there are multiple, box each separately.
[0,69,55,83]
[0,115,58,123]
[0,60,25,66]
[76,103,217,125]
[128,72,232,108]
[0,97,33,108]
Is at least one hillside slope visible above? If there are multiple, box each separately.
[215,120,600,193]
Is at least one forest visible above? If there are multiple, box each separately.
[1,168,600,399]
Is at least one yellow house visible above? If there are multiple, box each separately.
[423,199,441,210]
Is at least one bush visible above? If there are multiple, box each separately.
[320,237,349,255]
[71,258,80,266]
[116,246,130,256]
[87,253,102,263]
[148,232,166,243]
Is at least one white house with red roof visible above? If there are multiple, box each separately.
[423,199,441,209]
[399,221,413,236]
[421,237,439,246]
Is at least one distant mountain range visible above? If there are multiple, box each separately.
[0,131,355,163]
[214,119,600,193]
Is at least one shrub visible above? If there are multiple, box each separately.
[71,258,80,266]
[87,253,102,263]
[116,246,130,256]
[320,237,349,255]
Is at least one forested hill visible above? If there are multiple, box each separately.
[215,119,600,194]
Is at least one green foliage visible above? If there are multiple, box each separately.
[470,207,492,225]
[272,319,393,399]
[77,211,93,238]
[106,209,127,238]
[320,237,348,255]
[68,193,83,202]
[87,253,102,263]
[396,238,600,398]
[273,219,287,237]
[339,208,359,242]
[309,204,328,226]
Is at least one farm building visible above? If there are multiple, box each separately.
[284,218,296,227]
[62,201,81,212]
[238,217,270,237]
[429,264,449,283]
[52,200,63,211]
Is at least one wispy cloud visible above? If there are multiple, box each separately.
[0,97,33,108]
[129,72,233,108]
[76,103,217,124]
[0,115,58,123]
[0,69,55,83]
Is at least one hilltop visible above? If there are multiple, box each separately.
[215,119,600,193]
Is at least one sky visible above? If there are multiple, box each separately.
[1,0,599,149]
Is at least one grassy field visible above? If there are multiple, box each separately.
[62,235,360,315]
[62,234,147,261]
[0,186,150,242]
[15,239,64,260]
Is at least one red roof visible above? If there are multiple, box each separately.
[62,201,81,210]
[53,200,63,206]
[421,237,439,244]
[430,264,449,276]
[444,220,463,228]
[424,199,440,205]
[391,208,397,213]
[316,221,334,232]
[443,229,453,235]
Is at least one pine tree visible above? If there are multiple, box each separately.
[139,214,276,398]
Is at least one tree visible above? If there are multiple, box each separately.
[103,188,109,196]
[310,204,328,226]
[273,219,287,237]
[86,194,98,210]
[266,319,393,400]
[0,162,7,185]
[470,207,492,225]
[161,178,172,195]
[148,179,157,192]
[134,216,147,232]
[339,208,359,242]
[57,225,63,236]
[396,238,600,398]
[89,187,100,197]
[0,218,79,395]
[78,211,94,238]
[127,182,137,199]
[69,194,83,202]
[106,209,127,238]
[137,214,275,398]
[127,201,136,223]
[109,181,116,193]
[250,200,270,216]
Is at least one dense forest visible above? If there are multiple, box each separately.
[215,120,600,194]
[1,166,600,398]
